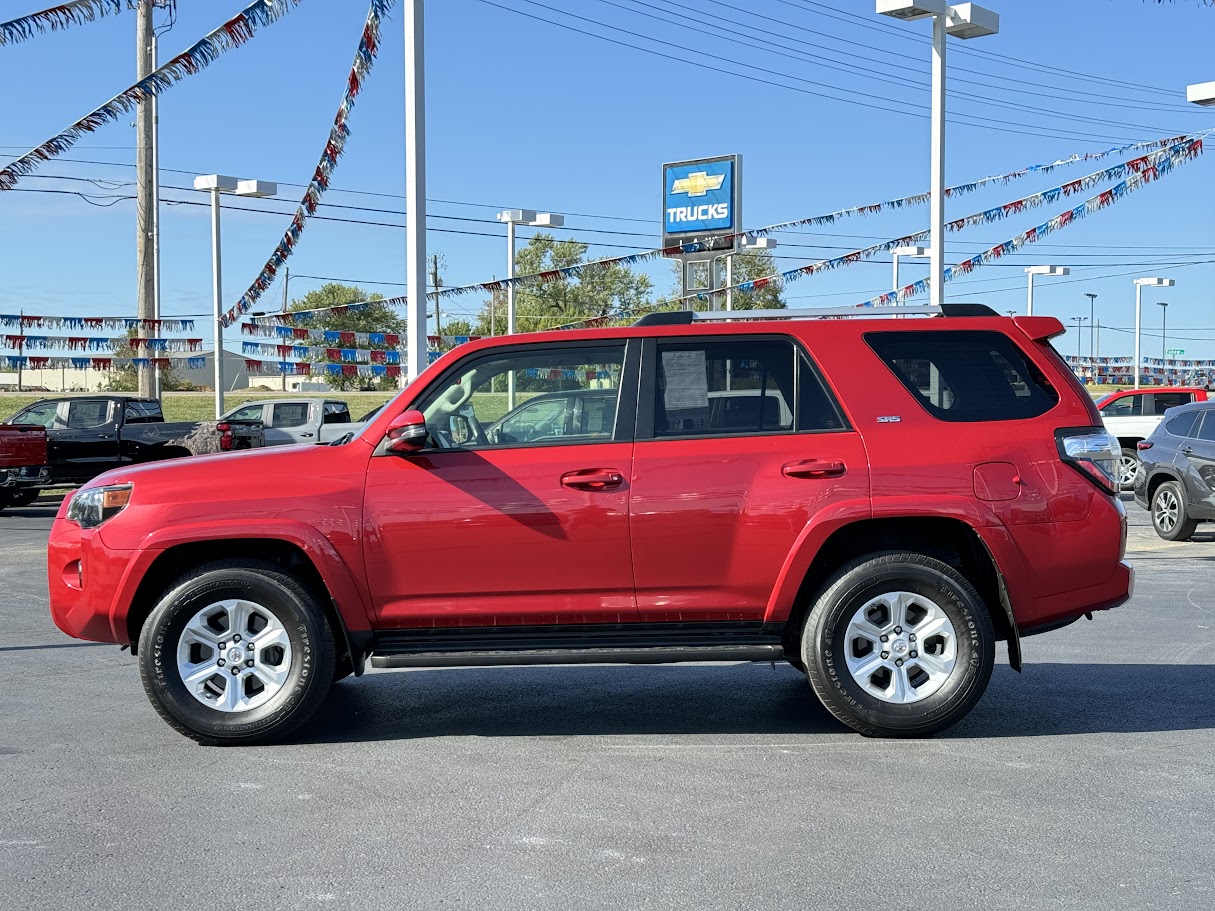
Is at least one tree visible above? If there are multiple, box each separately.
[472,234,653,335]
[103,329,197,393]
[288,283,405,392]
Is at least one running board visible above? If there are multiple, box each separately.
[370,644,785,669]
[368,622,786,669]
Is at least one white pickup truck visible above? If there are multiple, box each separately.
[220,398,381,446]
[1096,387,1211,488]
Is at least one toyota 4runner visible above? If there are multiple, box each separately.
[47,304,1133,744]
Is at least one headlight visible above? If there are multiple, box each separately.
[66,484,133,529]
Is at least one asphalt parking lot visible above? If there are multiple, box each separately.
[2,498,1213,911]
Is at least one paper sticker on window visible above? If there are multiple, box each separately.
[662,349,709,411]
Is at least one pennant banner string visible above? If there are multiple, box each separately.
[222,0,395,328]
[4,355,207,371]
[0,315,196,332]
[0,0,125,47]
[0,0,305,191]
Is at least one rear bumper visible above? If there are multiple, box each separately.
[0,466,50,489]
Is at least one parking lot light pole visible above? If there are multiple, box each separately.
[193,175,278,419]
[1133,277,1175,389]
[1186,81,1215,107]
[891,245,929,300]
[1158,301,1169,366]
[1070,317,1088,362]
[496,209,564,409]
[877,1,999,309]
[1024,265,1069,316]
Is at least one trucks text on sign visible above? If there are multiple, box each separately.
[663,156,737,239]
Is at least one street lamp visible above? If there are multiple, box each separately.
[496,209,565,335]
[1084,292,1097,357]
[1158,301,1169,368]
[193,174,278,419]
[1186,81,1215,106]
[713,235,779,311]
[1132,277,1175,388]
[1069,316,1089,363]
[1024,265,1069,316]
[877,1,1000,309]
[892,245,929,299]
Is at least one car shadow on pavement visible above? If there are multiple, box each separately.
[293,661,1215,744]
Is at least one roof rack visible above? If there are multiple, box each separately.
[631,303,998,326]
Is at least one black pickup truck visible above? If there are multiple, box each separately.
[0,395,263,507]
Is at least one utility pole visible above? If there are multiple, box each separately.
[16,311,24,393]
[135,0,156,399]
[429,254,443,337]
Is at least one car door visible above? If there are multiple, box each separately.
[1179,410,1215,517]
[266,401,313,445]
[628,335,869,622]
[363,340,640,628]
[51,399,121,482]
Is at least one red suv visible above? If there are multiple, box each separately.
[47,304,1132,744]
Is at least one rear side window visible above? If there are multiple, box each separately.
[66,400,112,429]
[866,330,1059,422]
[123,400,162,423]
[322,402,352,424]
[1151,392,1193,414]
[1165,411,1199,438]
[1196,413,1215,443]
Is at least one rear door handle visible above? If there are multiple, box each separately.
[561,468,625,491]
[783,459,847,479]
[300,432,314,438]
[1182,447,1194,454]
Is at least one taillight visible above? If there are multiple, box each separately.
[1136,441,1153,451]
[218,422,233,451]
[217,422,231,432]
[1056,427,1120,495]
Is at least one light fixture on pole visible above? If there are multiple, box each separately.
[193,174,278,419]
[496,209,565,335]
[712,235,779,311]
[1132,277,1175,389]
[892,245,929,300]
[1158,301,1169,367]
[877,1,999,310]
[1186,81,1215,106]
[1024,265,1069,316]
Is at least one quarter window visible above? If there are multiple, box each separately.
[1165,411,1199,438]
[1150,393,1192,414]
[415,345,625,449]
[867,330,1058,422]
[1196,413,1215,443]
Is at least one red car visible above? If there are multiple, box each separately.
[47,304,1132,744]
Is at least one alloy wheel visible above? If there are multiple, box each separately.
[843,591,958,704]
[1118,454,1139,488]
[1155,488,1180,534]
[176,599,293,713]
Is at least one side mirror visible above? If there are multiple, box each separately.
[385,409,428,454]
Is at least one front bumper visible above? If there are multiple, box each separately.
[47,514,146,644]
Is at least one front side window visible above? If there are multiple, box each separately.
[651,338,843,438]
[867,330,1059,423]
[15,402,59,428]
[272,403,310,428]
[1099,395,1140,418]
[227,405,264,423]
[416,344,625,450]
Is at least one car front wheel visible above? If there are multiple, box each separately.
[1151,480,1198,542]
[802,552,995,738]
[138,559,336,745]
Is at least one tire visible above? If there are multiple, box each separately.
[802,551,995,738]
[137,558,336,745]
[1151,480,1198,542]
[1118,447,1141,490]
[9,489,38,507]
[0,490,9,512]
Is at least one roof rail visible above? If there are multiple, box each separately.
[690,303,1000,321]
[633,311,695,327]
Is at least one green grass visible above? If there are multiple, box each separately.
[0,391,398,424]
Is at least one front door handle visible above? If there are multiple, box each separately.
[783,458,847,479]
[561,468,625,491]
[1182,447,1194,454]
[300,432,314,438]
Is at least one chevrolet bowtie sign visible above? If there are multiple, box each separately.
[663,155,739,243]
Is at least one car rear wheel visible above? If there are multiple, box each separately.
[138,559,335,745]
[1151,480,1198,542]
[1118,448,1141,490]
[801,551,995,738]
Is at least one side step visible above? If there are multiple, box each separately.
[369,622,787,669]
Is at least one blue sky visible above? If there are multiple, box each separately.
[2,0,1214,358]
